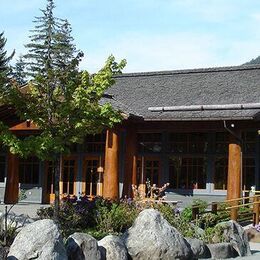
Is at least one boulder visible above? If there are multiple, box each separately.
[207,242,238,259]
[66,233,101,260]
[7,219,67,260]
[245,227,260,243]
[0,245,7,260]
[122,209,193,259]
[185,238,211,259]
[216,220,251,256]
[98,235,128,260]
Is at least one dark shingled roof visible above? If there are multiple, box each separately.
[103,65,260,121]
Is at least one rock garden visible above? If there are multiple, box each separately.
[0,196,255,259]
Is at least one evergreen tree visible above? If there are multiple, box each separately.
[12,55,27,85]
[23,0,80,77]
[0,0,126,221]
[0,32,14,85]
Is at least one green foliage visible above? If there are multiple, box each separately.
[0,31,14,73]
[201,225,225,244]
[180,207,193,222]
[198,212,218,229]
[0,31,14,89]
[95,198,138,235]
[37,197,137,239]
[11,55,26,85]
[0,0,126,161]
[37,197,230,243]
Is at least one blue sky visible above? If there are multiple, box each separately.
[1,0,260,73]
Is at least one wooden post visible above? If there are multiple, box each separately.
[138,156,146,198]
[227,132,242,221]
[192,205,199,220]
[123,127,137,197]
[211,202,218,214]
[103,129,119,200]
[253,196,260,225]
[4,152,19,204]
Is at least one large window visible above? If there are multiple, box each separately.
[84,159,101,196]
[169,157,207,189]
[19,157,39,184]
[243,132,256,154]
[136,158,160,186]
[62,159,76,195]
[215,132,229,154]
[214,131,257,190]
[168,133,208,153]
[243,158,255,190]
[82,134,106,153]
[137,133,162,153]
[214,157,228,190]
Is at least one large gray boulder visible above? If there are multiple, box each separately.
[7,219,67,260]
[185,238,211,259]
[207,242,238,259]
[66,233,101,260]
[98,235,128,260]
[216,220,251,256]
[122,209,193,259]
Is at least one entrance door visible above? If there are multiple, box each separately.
[19,156,41,203]
[137,157,161,186]
[61,158,77,195]
[82,156,103,196]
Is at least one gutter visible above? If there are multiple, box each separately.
[148,103,260,112]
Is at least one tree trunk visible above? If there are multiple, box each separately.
[53,153,62,223]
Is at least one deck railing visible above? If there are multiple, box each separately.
[191,193,260,225]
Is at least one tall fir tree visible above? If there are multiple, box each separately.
[23,0,81,78]
[0,31,14,85]
[12,55,27,85]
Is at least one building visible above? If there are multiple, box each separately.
[1,65,260,203]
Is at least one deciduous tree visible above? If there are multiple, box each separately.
[0,0,126,221]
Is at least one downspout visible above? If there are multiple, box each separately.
[223,120,243,197]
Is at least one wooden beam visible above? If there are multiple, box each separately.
[4,152,19,204]
[227,132,242,220]
[123,127,137,197]
[103,129,119,200]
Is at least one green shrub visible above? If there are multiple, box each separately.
[198,212,218,229]
[180,207,193,222]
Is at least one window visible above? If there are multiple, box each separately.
[145,160,160,185]
[243,158,255,190]
[214,157,228,190]
[62,159,76,194]
[0,156,5,182]
[82,134,106,153]
[215,132,229,154]
[168,133,208,153]
[46,162,54,194]
[137,133,162,153]
[243,132,256,154]
[169,157,206,189]
[84,159,100,196]
[19,157,39,184]
[136,158,160,186]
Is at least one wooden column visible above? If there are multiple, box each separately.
[123,127,137,197]
[4,152,19,204]
[227,132,242,220]
[103,129,119,200]
[138,156,146,198]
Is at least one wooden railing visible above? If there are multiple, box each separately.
[191,194,260,225]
